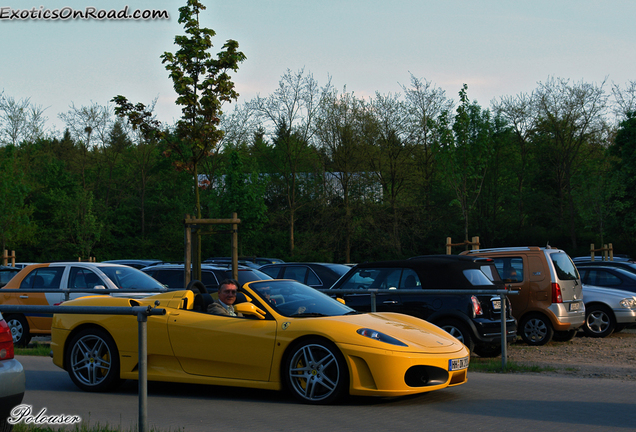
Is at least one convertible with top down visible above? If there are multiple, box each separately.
[50,279,469,404]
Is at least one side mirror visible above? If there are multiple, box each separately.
[94,285,106,290]
[336,297,346,305]
[235,302,266,319]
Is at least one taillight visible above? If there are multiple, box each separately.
[471,295,483,316]
[0,320,15,360]
[552,283,563,303]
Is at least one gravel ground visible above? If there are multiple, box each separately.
[501,328,636,380]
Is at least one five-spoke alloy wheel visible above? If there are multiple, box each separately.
[67,328,122,392]
[284,338,348,404]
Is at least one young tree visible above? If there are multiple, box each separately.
[160,0,246,220]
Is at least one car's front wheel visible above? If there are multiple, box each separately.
[583,305,615,338]
[519,313,554,346]
[6,314,31,347]
[283,338,348,404]
[66,328,122,392]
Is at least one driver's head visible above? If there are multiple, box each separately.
[218,279,239,305]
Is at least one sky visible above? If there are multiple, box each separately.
[1,0,635,133]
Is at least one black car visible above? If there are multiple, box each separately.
[577,265,636,293]
[259,262,350,289]
[329,255,517,358]
[141,263,272,293]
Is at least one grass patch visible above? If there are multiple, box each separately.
[469,357,557,373]
[14,342,51,356]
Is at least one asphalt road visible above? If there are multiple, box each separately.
[16,355,636,432]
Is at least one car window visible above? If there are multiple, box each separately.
[306,269,321,286]
[462,269,495,286]
[152,269,183,289]
[591,270,622,287]
[19,267,64,289]
[400,269,420,289]
[337,268,403,290]
[260,266,281,279]
[282,266,308,283]
[69,267,104,289]
[201,271,219,291]
[550,252,579,281]
[492,257,524,283]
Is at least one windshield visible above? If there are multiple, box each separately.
[550,252,580,281]
[248,280,355,318]
[98,265,166,290]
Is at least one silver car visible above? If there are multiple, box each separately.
[0,311,25,432]
[582,284,636,337]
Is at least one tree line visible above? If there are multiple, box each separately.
[2,71,635,264]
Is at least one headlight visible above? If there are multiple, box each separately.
[357,328,408,347]
[620,298,636,309]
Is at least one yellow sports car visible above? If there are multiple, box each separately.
[51,280,469,404]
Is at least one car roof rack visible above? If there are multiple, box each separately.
[463,246,543,253]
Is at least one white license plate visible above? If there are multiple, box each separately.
[449,356,469,371]
[570,302,580,311]
[492,299,501,310]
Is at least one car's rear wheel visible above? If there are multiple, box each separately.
[284,338,348,404]
[66,328,122,392]
[552,329,578,342]
[519,313,554,346]
[437,320,475,353]
[6,314,31,347]
[583,305,615,338]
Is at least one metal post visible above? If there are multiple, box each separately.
[500,293,507,370]
[232,212,238,281]
[137,311,148,432]
[370,291,377,312]
[184,214,191,288]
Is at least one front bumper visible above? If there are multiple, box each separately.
[338,342,469,397]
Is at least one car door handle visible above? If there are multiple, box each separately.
[383,300,399,304]
[19,295,29,299]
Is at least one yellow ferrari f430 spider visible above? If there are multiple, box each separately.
[51,280,469,404]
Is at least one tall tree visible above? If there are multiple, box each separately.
[160,0,246,220]
[441,84,493,243]
[533,77,608,249]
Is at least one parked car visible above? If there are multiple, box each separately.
[1,262,166,346]
[329,255,517,358]
[0,311,25,432]
[575,260,636,275]
[460,246,585,346]
[577,265,636,294]
[259,263,350,289]
[203,258,261,269]
[205,256,285,266]
[101,259,164,269]
[0,266,20,288]
[141,263,272,293]
[581,284,636,338]
[51,280,469,404]
[572,255,633,263]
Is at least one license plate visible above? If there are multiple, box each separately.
[449,356,469,371]
[492,299,501,310]
[570,302,580,311]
